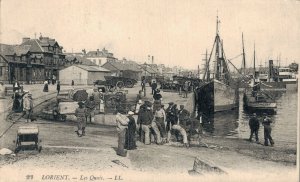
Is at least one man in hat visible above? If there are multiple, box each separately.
[23,92,33,122]
[116,107,129,157]
[262,113,274,146]
[169,104,189,148]
[153,89,162,101]
[151,81,157,95]
[249,113,260,142]
[154,104,167,142]
[85,96,96,123]
[137,101,162,145]
[92,88,101,114]
[166,102,177,142]
[75,102,87,137]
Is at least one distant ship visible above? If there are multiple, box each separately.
[195,16,238,117]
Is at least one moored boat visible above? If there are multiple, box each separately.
[195,16,238,117]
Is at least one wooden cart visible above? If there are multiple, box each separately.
[14,126,42,153]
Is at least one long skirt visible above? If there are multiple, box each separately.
[43,84,49,92]
[125,122,137,150]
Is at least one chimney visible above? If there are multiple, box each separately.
[152,56,154,64]
[22,37,30,43]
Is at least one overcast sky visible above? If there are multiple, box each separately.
[1,0,299,69]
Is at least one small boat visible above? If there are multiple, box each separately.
[243,90,277,111]
[243,45,277,113]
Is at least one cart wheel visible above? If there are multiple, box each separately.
[116,81,124,89]
[125,80,134,88]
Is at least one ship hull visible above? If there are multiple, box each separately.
[196,79,238,116]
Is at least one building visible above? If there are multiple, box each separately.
[102,59,142,81]
[0,35,66,84]
[0,44,33,84]
[140,63,158,78]
[59,65,111,85]
[21,36,66,81]
[84,48,117,66]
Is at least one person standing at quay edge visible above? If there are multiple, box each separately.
[249,113,260,143]
[262,113,274,146]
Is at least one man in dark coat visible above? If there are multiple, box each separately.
[153,89,162,101]
[125,111,137,150]
[85,96,96,123]
[137,101,161,144]
[249,113,260,142]
[262,113,274,146]
[56,81,61,95]
[151,81,157,95]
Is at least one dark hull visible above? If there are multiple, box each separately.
[195,80,238,117]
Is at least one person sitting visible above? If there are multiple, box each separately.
[166,104,189,148]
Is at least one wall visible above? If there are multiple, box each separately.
[59,66,88,85]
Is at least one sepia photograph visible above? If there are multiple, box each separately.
[0,0,299,181]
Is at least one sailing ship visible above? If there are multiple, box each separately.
[195,17,238,116]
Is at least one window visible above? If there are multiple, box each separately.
[0,67,2,76]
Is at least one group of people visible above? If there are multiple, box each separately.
[249,112,274,146]
[43,79,61,94]
[115,86,202,157]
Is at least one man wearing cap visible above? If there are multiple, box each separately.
[23,93,33,122]
[168,104,189,148]
[92,88,101,114]
[137,101,162,145]
[85,96,96,123]
[249,113,260,142]
[75,102,87,137]
[116,107,129,157]
[262,113,274,146]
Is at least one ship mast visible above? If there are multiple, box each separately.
[242,33,246,75]
[253,43,256,83]
[214,15,221,80]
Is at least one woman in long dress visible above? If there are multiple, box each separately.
[125,111,137,150]
[43,80,48,92]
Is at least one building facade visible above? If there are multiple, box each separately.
[84,48,117,66]
[0,36,66,84]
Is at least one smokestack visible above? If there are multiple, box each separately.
[152,56,154,64]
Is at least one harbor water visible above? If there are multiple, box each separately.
[202,91,298,147]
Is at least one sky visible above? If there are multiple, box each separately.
[0,0,299,70]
